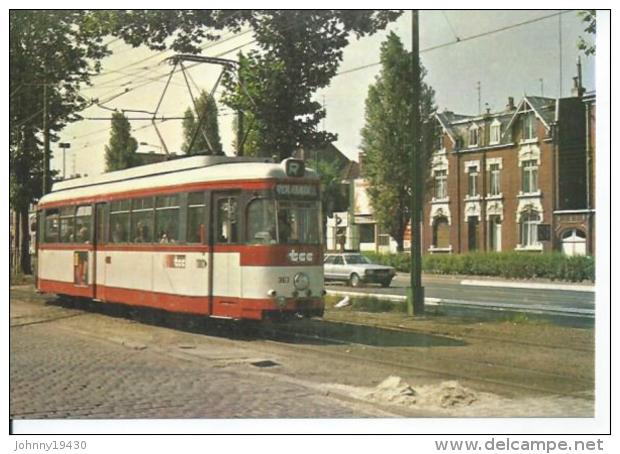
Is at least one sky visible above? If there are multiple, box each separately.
[54,10,597,177]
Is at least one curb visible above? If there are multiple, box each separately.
[459,279,595,293]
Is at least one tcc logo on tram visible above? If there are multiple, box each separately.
[288,249,314,263]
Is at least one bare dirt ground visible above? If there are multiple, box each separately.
[11,285,595,418]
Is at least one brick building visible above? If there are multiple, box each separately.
[423,87,595,256]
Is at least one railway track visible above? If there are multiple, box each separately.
[12,289,594,402]
[250,322,594,400]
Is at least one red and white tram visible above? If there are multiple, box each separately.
[36,156,325,320]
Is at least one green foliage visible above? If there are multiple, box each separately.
[221,11,402,159]
[363,251,595,282]
[104,112,139,172]
[182,91,223,155]
[315,159,347,217]
[10,10,111,210]
[10,11,112,274]
[350,297,406,313]
[360,32,436,252]
[578,10,596,56]
[109,11,402,160]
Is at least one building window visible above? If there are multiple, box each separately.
[467,166,478,197]
[432,217,450,249]
[519,211,540,247]
[488,215,502,251]
[521,160,539,193]
[561,229,587,256]
[521,112,536,141]
[468,216,479,251]
[434,170,447,199]
[490,121,501,145]
[468,125,479,147]
[435,127,444,151]
[489,163,501,196]
[359,224,375,243]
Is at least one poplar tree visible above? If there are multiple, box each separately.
[360,32,436,252]
[104,112,139,171]
[181,91,223,155]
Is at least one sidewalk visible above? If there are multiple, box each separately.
[403,272,595,293]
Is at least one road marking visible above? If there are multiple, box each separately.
[460,279,595,293]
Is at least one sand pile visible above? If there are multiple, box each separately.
[366,376,478,409]
[433,380,478,408]
[366,376,417,405]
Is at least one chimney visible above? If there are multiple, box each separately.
[572,57,586,98]
[358,151,366,175]
[506,97,515,111]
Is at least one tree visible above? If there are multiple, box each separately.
[181,90,223,155]
[10,10,111,273]
[95,11,402,159]
[104,112,139,171]
[578,10,596,56]
[360,32,436,252]
[215,11,402,159]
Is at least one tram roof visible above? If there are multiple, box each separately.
[39,155,318,206]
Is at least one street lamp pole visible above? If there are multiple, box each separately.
[408,10,425,316]
[59,143,71,179]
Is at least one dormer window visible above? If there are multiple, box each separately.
[521,112,536,141]
[490,120,501,145]
[436,129,444,151]
[468,124,479,147]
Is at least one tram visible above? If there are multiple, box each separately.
[35,155,325,320]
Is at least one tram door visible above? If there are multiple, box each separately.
[209,192,241,316]
[93,202,106,300]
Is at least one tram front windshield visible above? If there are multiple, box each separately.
[247,199,320,245]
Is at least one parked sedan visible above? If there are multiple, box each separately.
[323,253,396,287]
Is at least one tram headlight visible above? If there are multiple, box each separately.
[293,272,310,290]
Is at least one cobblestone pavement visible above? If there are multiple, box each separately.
[10,293,383,419]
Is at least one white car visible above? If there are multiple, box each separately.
[323,253,396,287]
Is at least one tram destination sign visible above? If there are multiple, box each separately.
[275,184,318,199]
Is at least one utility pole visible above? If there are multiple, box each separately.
[408,9,425,316]
[42,83,51,195]
[237,70,244,156]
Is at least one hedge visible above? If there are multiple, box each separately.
[362,251,595,282]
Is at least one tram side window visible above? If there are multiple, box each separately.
[74,205,92,243]
[247,198,276,244]
[59,207,75,243]
[156,194,180,243]
[216,197,238,243]
[187,192,206,244]
[110,200,130,243]
[44,209,60,243]
[131,197,154,243]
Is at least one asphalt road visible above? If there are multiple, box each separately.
[327,273,595,313]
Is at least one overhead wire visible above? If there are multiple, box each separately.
[67,11,573,150]
[335,10,571,78]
